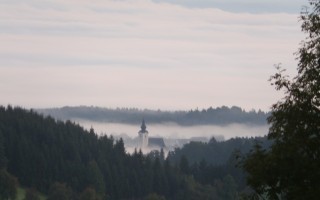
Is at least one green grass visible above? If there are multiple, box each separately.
[39,193,47,200]
[16,187,46,200]
[16,187,25,200]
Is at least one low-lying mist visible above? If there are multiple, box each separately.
[75,120,269,141]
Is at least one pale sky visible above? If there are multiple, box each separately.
[0,0,306,111]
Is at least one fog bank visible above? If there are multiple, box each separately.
[75,120,268,141]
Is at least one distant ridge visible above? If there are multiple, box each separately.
[37,106,269,126]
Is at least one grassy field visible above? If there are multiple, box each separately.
[16,187,46,200]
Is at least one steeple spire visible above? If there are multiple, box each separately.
[139,119,148,134]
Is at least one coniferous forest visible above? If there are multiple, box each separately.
[1,1,320,199]
[0,105,267,200]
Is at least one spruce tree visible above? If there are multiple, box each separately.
[0,131,7,169]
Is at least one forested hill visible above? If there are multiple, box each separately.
[38,106,269,125]
[168,136,272,166]
[0,106,261,199]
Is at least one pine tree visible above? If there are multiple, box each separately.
[0,131,7,169]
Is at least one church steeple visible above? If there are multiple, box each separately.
[139,119,148,134]
[138,119,149,149]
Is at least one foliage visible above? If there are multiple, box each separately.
[168,137,271,166]
[86,161,105,196]
[79,187,101,200]
[144,193,166,200]
[242,0,320,199]
[162,136,272,197]
[0,106,246,199]
[47,182,72,200]
[38,105,269,126]
[0,131,7,170]
[23,188,40,200]
[0,169,18,200]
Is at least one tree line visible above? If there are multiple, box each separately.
[0,106,258,200]
[168,136,271,166]
[38,106,268,126]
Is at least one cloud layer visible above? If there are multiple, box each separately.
[152,0,306,13]
[0,0,304,111]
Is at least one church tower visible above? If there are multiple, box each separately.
[138,119,149,149]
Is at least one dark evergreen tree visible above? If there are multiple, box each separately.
[0,131,7,169]
[86,161,105,196]
[219,175,238,200]
[179,155,190,175]
[168,137,270,166]
[0,169,18,200]
[47,182,73,200]
[79,187,101,200]
[0,105,251,199]
[23,188,41,200]
[144,193,166,200]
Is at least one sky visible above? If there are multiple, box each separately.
[0,0,307,111]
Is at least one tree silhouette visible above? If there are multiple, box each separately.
[243,0,320,199]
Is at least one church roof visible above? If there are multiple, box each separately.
[148,137,165,148]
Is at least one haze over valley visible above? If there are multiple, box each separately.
[1,0,317,199]
[77,121,268,141]
[37,106,270,152]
